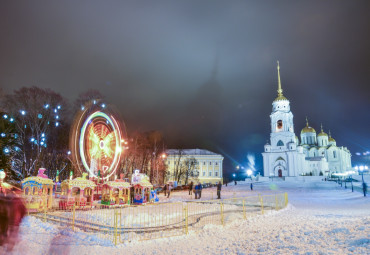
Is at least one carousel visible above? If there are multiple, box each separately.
[21,168,54,212]
[59,173,96,209]
[101,179,131,206]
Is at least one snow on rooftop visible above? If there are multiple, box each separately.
[166,148,219,156]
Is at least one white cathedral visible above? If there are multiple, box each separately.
[262,62,352,177]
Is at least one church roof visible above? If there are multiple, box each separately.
[317,124,328,137]
[166,149,220,156]
[328,130,336,142]
[301,117,316,134]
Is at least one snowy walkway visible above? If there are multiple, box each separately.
[2,181,369,255]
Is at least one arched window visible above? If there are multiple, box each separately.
[333,151,336,158]
[277,120,283,130]
[277,140,284,146]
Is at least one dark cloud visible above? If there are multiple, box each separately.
[1,0,369,174]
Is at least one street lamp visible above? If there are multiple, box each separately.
[246,169,253,177]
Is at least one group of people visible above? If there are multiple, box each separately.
[188,182,202,199]
[0,191,27,252]
[163,183,172,198]
[163,180,255,200]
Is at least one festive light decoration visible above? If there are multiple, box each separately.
[70,100,126,181]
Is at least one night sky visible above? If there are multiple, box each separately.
[1,1,369,176]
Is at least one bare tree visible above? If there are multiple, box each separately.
[1,87,70,180]
[120,130,167,185]
[183,157,199,185]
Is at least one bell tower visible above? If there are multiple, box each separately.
[269,61,295,148]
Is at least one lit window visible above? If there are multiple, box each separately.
[277,120,283,129]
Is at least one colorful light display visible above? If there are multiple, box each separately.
[70,100,126,180]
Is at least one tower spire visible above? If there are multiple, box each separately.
[306,116,309,127]
[321,123,323,132]
[277,61,283,97]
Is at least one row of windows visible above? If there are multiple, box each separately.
[167,161,220,166]
[202,171,219,177]
[307,150,336,158]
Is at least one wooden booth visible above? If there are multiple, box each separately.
[22,170,54,212]
[101,179,131,206]
[59,173,96,209]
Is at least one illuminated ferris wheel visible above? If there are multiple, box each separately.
[70,100,126,180]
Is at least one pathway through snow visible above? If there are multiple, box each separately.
[2,181,369,255]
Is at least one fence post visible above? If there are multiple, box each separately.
[43,197,47,222]
[285,192,288,207]
[184,204,188,235]
[275,194,278,211]
[72,204,76,231]
[259,195,264,215]
[220,202,224,226]
[242,199,246,220]
[114,209,118,245]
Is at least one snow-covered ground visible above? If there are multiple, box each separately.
[2,180,369,255]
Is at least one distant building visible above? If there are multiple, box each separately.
[262,62,351,177]
[165,149,223,185]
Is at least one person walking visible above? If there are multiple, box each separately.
[363,182,367,197]
[167,184,171,198]
[130,186,135,204]
[250,183,253,191]
[217,181,222,199]
[194,183,199,199]
[163,184,167,197]
[189,181,193,195]
[198,183,202,199]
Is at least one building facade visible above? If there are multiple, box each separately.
[262,62,351,177]
[165,149,223,185]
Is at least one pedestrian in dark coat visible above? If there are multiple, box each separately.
[130,186,135,204]
[194,184,199,199]
[189,181,193,195]
[363,182,367,197]
[163,184,167,196]
[217,182,222,199]
[167,184,171,198]
[198,183,202,199]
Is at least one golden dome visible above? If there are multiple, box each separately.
[301,126,315,134]
[328,130,335,142]
[301,117,316,134]
[273,95,288,102]
[317,124,328,137]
